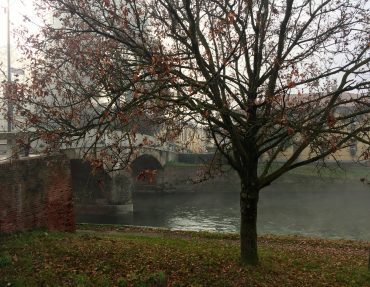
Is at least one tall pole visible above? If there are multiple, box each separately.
[6,0,12,132]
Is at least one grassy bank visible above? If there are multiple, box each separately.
[0,226,369,287]
[278,163,370,181]
[166,161,370,181]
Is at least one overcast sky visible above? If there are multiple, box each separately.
[0,0,37,54]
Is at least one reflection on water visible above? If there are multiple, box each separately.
[134,194,240,233]
[77,178,370,240]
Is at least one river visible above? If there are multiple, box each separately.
[77,178,370,241]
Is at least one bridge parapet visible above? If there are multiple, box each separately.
[1,130,179,164]
[62,145,178,167]
[137,147,178,167]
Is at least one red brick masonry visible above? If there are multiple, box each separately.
[0,155,75,233]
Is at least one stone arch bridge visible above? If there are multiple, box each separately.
[61,146,178,216]
[1,132,179,216]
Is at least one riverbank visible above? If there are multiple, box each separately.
[132,161,370,194]
[1,225,369,287]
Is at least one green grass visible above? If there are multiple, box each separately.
[0,252,12,267]
[0,229,369,287]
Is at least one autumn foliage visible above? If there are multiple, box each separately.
[4,0,370,265]
[0,228,369,286]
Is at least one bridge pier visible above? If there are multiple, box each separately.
[61,146,178,218]
[109,170,133,214]
[68,158,133,218]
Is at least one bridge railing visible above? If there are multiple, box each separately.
[0,130,183,164]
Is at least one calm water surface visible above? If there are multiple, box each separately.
[77,179,370,241]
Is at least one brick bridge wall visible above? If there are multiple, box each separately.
[0,155,75,234]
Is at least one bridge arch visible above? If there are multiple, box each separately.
[70,159,133,217]
[131,154,163,176]
[70,159,113,203]
[130,154,164,192]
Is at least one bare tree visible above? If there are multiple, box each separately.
[6,0,370,265]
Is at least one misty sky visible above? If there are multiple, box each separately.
[0,0,37,65]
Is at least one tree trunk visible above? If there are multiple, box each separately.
[240,183,259,265]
